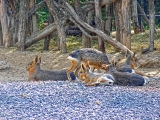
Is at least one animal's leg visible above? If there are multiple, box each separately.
[67,60,80,82]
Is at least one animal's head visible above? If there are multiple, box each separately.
[27,56,41,72]
[130,52,140,69]
[79,64,90,81]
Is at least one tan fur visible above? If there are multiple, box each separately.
[67,48,110,81]
[111,52,140,69]
[78,64,114,86]
[27,56,69,81]
[111,51,146,76]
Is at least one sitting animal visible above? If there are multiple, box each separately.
[78,64,114,86]
[111,50,146,76]
[27,56,76,81]
[115,50,135,73]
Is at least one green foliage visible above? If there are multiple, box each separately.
[37,11,49,30]
[36,0,49,30]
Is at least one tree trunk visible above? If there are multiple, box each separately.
[105,3,112,35]
[0,23,3,46]
[95,0,106,53]
[30,0,37,33]
[114,0,131,49]
[148,0,155,52]
[65,1,134,56]
[82,34,91,48]
[122,0,131,49]
[43,12,53,50]
[73,0,91,48]
[137,1,149,27]
[114,1,122,43]
[17,0,27,51]
[132,0,140,34]
[45,0,67,53]
[43,35,50,50]
[13,14,19,45]
[0,0,10,48]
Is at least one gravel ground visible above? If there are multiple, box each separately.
[0,81,159,120]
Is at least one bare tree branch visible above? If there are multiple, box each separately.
[83,0,116,13]
[24,19,68,49]
[64,1,134,55]
[28,0,46,18]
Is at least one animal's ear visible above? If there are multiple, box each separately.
[112,59,117,67]
[81,64,85,70]
[125,50,129,57]
[133,52,136,57]
[126,49,132,57]
[38,57,41,63]
[34,56,39,63]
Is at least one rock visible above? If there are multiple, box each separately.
[0,61,10,70]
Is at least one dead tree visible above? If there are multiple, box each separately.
[17,0,28,51]
[45,0,67,53]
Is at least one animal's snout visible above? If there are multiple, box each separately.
[109,82,112,84]
[107,80,114,86]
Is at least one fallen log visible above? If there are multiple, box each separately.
[24,19,67,49]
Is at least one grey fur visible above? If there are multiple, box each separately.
[69,48,110,64]
[67,48,110,81]
[27,56,73,81]
[108,64,146,86]
[29,69,68,81]
[116,50,134,73]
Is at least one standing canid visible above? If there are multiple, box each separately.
[106,64,147,86]
[67,48,110,81]
[27,56,76,81]
[78,64,114,86]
